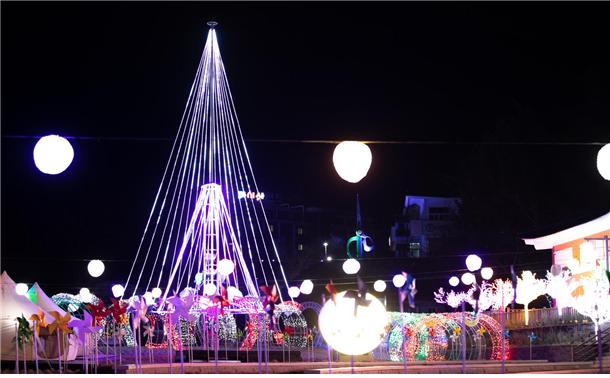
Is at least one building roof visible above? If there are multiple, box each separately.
[522,210,610,250]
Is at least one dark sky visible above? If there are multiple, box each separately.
[2,2,610,298]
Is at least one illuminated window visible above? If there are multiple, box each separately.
[297,227,303,235]
[298,243,304,251]
[410,242,420,257]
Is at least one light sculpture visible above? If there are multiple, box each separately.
[299,279,314,295]
[481,267,493,280]
[87,259,105,278]
[515,271,547,326]
[343,258,361,275]
[545,270,573,316]
[332,141,372,183]
[597,143,610,181]
[392,274,406,288]
[318,290,387,355]
[217,259,235,276]
[111,284,125,298]
[465,254,482,272]
[373,280,387,292]
[288,286,301,298]
[15,283,28,296]
[33,135,74,175]
[448,276,460,287]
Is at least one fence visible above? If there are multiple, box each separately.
[486,307,591,330]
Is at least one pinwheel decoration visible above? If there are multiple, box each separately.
[212,286,231,315]
[343,277,371,316]
[325,281,337,304]
[453,326,462,336]
[167,294,195,324]
[68,311,96,345]
[109,298,128,324]
[130,296,149,332]
[528,331,537,342]
[476,326,486,337]
[240,320,258,351]
[273,332,284,345]
[259,285,279,322]
[47,311,72,335]
[14,314,33,349]
[86,300,109,325]
[29,309,48,337]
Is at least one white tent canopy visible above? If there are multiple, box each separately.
[523,211,610,250]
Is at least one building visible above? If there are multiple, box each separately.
[390,195,461,258]
[522,210,610,273]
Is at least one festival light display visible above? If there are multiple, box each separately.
[515,271,547,326]
[332,141,372,183]
[87,259,105,278]
[33,135,74,175]
[545,269,573,316]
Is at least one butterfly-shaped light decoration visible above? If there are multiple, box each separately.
[130,296,149,331]
[476,326,486,337]
[47,311,72,335]
[343,276,371,316]
[325,281,337,304]
[68,311,96,345]
[14,314,33,348]
[167,293,195,324]
[29,309,48,337]
[212,286,231,315]
[259,285,279,322]
[109,298,128,323]
[86,300,109,325]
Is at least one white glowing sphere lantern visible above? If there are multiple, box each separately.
[143,292,154,306]
[15,283,29,296]
[300,279,314,295]
[33,135,74,175]
[203,283,217,296]
[111,284,125,298]
[87,259,105,278]
[597,143,610,181]
[217,259,235,276]
[288,286,301,298]
[79,287,93,303]
[227,286,243,301]
[392,274,406,288]
[461,272,475,285]
[319,290,387,355]
[332,141,372,183]
[151,287,162,299]
[465,254,482,272]
[449,276,460,287]
[481,267,494,280]
[342,258,361,274]
[373,280,387,292]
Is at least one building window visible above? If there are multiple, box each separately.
[298,243,304,251]
[297,227,303,235]
[410,242,420,257]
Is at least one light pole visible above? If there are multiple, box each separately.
[323,242,328,258]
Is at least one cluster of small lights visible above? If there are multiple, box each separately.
[237,190,265,201]
[51,292,100,314]
[200,313,237,342]
[99,317,135,347]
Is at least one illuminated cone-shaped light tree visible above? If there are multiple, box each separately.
[515,271,547,326]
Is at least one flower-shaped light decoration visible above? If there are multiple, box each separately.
[29,309,48,337]
[47,311,72,335]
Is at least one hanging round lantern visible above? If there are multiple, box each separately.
[111,284,125,298]
[217,259,235,276]
[465,254,482,272]
[300,279,314,295]
[33,135,74,175]
[597,143,610,180]
[332,141,372,183]
[342,258,361,275]
[87,259,105,278]
[373,280,386,292]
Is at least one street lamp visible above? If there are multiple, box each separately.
[323,242,328,258]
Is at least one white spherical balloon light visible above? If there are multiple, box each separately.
[204,283,217,296]
[332,141,372,183]
[87,259,105,278]
[465,254,482,272]
[151,287,162,299]
[111,284,125,298]
[461,272,475,286]
[597,143,610,181]
[373,280,387,292]
[288,286,301,298]
[217,259,235,276]
[319,291,387,356]
[143,292,154,306]
[79,287,93,303]
[449,276,460,287]
[392,274,406,288]
[300,279,314,295]
[342,258,361,274]
[227,286,243,301]
[15,283,29,296]
[481,267,494,280]
[33,135,74,175]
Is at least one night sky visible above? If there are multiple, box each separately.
[2,2,610,301]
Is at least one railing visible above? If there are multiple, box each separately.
[573,325,610,361]
[485,307,591,330]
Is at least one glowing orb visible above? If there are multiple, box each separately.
[481,267,494,280]
[87,259,105,278]
[288,286,301,298]
[342,258,361,274]
[392,274,406,288]
[217,259,235,276]
[318,290,387,356]
[15,283,28,296]
[143,292,154,305]
[300,279,314,295]
[465,254,482,272]
[332,141,372,183]
[204,283,217,296]
[194,272,204,285]
[461,272,475,285]
[151,287,162,299]
[449,276,460,287]
[111,284,125,298]
[373,280,387,292]
[597,143,610,180]
[227,286,243,301]
[79,287,93,303]
[33,135,74,175]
